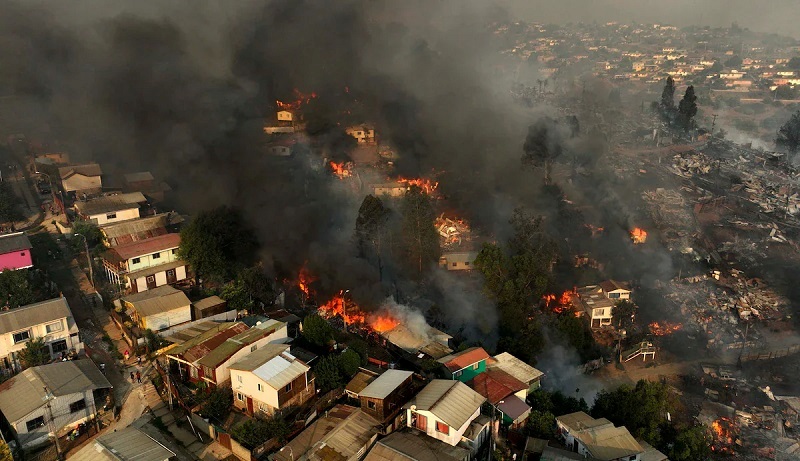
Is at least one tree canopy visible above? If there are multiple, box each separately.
[302,314,334,347]
[776,110,800,157]
[400,186,440,275]
[355,194,392,278]
[178,206,259,284]
[0,182,23,224]
[678,85,698,132]
[522,117,565,185]
[198,386,232,424]
[231,415,288,449]
[0,270,34,309]
[313,355,343,392]
[591,379,673,447]
[18,337,50,369]
[613,300,636,331]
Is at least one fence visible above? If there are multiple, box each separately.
[741,344,800,362]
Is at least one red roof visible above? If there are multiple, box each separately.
[440,347,491,372]
[112,233,181,260]
[183,322,249,363]
[469,369,528,404]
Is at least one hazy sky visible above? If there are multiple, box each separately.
[502,0,800,38]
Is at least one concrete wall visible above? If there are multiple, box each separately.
[127,248,180,273]
[142,306,192,331]
[90,207,140,225]
[131,264,188,294]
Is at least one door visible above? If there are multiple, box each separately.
[166,269,177,284]
[246,397,254,415]
[218,432,232,450]
[146,275,157,289]
[415,413,427,431]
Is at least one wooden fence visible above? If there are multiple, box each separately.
[741,344,800,362]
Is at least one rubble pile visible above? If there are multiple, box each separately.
[670,150,713,177]
[435,214,471,249]
[642,188,696,249]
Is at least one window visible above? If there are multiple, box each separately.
[45,322,63,334]
[172,249,177,255]
[609,292,620,299]
[12,330,30,344]
[595,309,605,316]
[131,257,141,264]
[454,370,462,378]
[464,261,470,266]
[472,363,480,370]
[191,367,198,379]
[436,421,450,435]
[258,384,263,392]
[285,382,292,392]
[146,275,155,283]
[250,345,257,352]
[51,340,68,354]
[237,393,244,401]
[26,416,45,431]
[152,252,161,259]
[367,400,376,410]
[20,252,25,257]
[237,375,242,383]
[106,213,117,220]
[69,399,86,413]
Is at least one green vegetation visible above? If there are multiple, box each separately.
[591,379,673,447]
[613,300,636,331]
[400,186,440,275]
[18,338,50,369]
[777,110,800,158]
[0,439,13,461]
[198,386,233,424]
[302,314,335,347]
[0,269,35,308]
[231,416,289,450]
[178,206,259,284]
[72,221,104,247]
[669,425,712,461]
[0,182,23,224]
[337,348,361,378]
[525,389,589,439]
[678,85,698,132]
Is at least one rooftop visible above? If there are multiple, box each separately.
[0,232,32,254]
[126,260,186,281]
[490,352,544,384]
[276,405,380,461]
[123,286,190,317]
[58,163,102,179]
[229,343,307,389]
[470,368,528,404]
[124,171,155,183]
[163,321,239,352]
[380,324,452,358]
[192,296,226,312]
[359,369,413,400]
[74,192,146,216]
[181,322,249,363]
[403,380,485,430]
[99,213,181,246]
[346,370,378,395]
[556,412,643,461]
[0,360,111,422]
[437,347,491,372]
[108,233,181,262]
[196,320,286,370]
[0,297,73,335]
[364,430,470,461]
[599,280,631,293]
[94,426,175,461]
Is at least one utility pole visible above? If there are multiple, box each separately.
[43,387,63,460]
[710,113,718,138]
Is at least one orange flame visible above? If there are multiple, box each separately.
[369,314,400,333]
[397,177,439,195]
[277,88,318,111]
[542,289,576,314]
[710,417,736,453]
[298,265,316,297]
[648,321,682,336]
[630,227,647,244]
[318,291,365,325]
[330,161,352,179]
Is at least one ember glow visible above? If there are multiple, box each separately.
[330,161,353,179]
[630,227,647,244]
[277,88,318,111]
[318,291,365,325]
[711,417,737,454]
[542,289,576,314]
[369,313,400,333]
[648,321,683,336]
[297,265,316,297]
[435,214,469,247]
[398,177,439,195]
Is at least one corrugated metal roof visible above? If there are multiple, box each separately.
[182,322,249,363]
[403,380,485,429]
[345,371,378,395]
[556,412,642,461]
[359,370,413,400]
[58,163,102,178]
[95,426,175,461]
[599,280,630,293]
[75,192,146,216]
[0,360,111,422]
[109,233,181,261]
[126,260,186,280]
[496,395,531,422]
[164,321,237,352]
[364,430,470,461]
[490,352,544,384]
[0,297,73,334]
[196,320,285,369]
[437,347,490,372]
[229,343,308,389]
[124,171,155,183]
[0,232,32,254]
[380,324,453,357]
[272,405,355,461]
[470,369,527,404]
[123,286,190,317]
[310,409,379,461]
[192,296,226,312]
[100,213,177,245]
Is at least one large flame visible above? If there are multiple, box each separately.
[435,214,470,247]
[318,291,366,325]
[648,321,682,336]
[369,314,400,333]
[298,265,316,297]
[630,227,647,244]
[277,88,318,111]
[398,177,439,195]
[542,289,576,314]
[330,161,353,179]
[710,417,737,454]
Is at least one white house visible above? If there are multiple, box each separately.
[438,252,478,271]
[577,281,631,329]
[404,380,486,447]
[0,297,83,372]
[58,163,103,196]
[599,280,632,300]
[556,412,644,461]
[73,192,146,225]
[230,343,314,416]
[0,360,111,448]
[102,233,187,293]
[121,285,192,331]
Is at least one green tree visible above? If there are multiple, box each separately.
[144,329,164,353]
[313,355,343,392]
[525,410,556,439]
[302,314,334,347]
[73,221,104,248]
[777,110,800,157]
[178,206,259,284]
[355,195,391,279]
[591,379,673,447]
[18,338,50,369]
[669,425,711,461]
[347,338,369,365]
[522,117,564,185]
[338,348,361,378]
[0,269,34,308]
[219,279,251,310]
[238,265,276,308]
[660,76,676,113]
[613,300,636,331]
[231,416,288,449]
[0,182,23,224]
[199,386,232,424]
[775,85,799,101]
[0,439,12,461]
[400,186,440,275]
[554,314,597,362]
[678,85,698,132]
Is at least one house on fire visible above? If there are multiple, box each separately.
[121,285,192,331]
[403,380,490,453]
[230,343,314,416]
[379,323,453,361]
[73,192,147,225]
[346,125,376,144]
[0,232,33,271]
[0,360,111,449]
[102,233,187,293]
[555,412,645,461]
[576,281,632,329]
[58,163,102,197]
[0,297,83,372]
